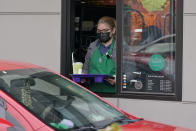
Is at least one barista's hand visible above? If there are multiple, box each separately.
[81,78,86,83]
[105,77,116,85]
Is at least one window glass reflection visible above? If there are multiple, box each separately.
[122,0,176,94]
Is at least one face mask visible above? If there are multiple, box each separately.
[97,32,111,43]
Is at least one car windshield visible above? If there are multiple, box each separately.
[0,68,129,130]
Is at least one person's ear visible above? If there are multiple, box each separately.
[111,28,116,35]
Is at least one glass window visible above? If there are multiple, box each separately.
[0,97,25,131]
[122,0,176,94]
[0,68,132,130]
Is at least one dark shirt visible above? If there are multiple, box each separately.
[99,43,111,56]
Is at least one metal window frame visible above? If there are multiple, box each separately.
[60,0,183,101]
[116,0,183,101]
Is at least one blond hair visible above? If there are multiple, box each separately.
[97,16,116,30]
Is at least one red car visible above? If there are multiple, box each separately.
[0,60,194,131]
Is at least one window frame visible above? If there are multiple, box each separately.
[115,0,183,101]
[61,0,183,101]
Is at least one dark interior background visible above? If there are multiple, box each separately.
[73,0,116,63]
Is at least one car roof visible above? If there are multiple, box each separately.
[0,60,41,71]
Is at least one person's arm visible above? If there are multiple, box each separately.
[82,47,91,74]
[111,40,117,65]
[105,76,116,85]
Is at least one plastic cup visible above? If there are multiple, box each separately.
[72,62,83,74]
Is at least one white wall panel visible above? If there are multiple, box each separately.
[0,0,61,12]
[184,0,196,14]
[183,15,196,101]
[118,98,196,130]
[0,15,61,73]
[103,98,118,107]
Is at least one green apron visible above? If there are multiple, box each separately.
[89,39,116,93]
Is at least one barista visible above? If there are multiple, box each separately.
[82,16,116,93]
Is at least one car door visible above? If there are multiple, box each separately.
[0,96,25,131]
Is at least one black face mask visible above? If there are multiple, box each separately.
[97,32,111,43]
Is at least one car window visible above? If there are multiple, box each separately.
[138,34,176,53]
[140,43,176,54]
[0,69,129,130]
[0,97,25,131]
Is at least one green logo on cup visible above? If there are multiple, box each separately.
[149,54,165,71]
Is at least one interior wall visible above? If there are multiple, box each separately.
[0,0,61,73]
